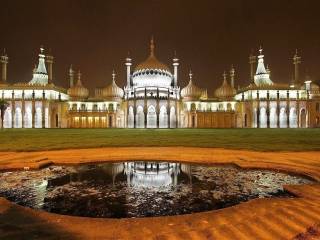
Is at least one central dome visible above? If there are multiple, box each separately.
[134,38,171,72]
[132,38,173,88]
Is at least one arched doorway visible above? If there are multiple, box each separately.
[159,106,168,128]
[170,106,176,128]
[35,107,42,128]
[279,108,287,128]
[289,107,297,128]
[244,114,248,127]
[24,107,32,128]
[147,105,157,128]
[128,106,134,128]
[136,106,144,128]
[14,107,22,128]
[270,108,277,128]
[4,107,12,128]
[259,107,267,128]
[316,116,320,127]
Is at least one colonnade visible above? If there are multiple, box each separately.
[2,101,50,128]
[127,104,178,128]
[253,105,307,128]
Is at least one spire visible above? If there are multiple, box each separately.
[223,71,227,84]
[69,64,74,87]
[254,47,273,86]
[256,47,267,75]
[76,70,82,86]
[29,46,48,85]
[230,65,235,88]
[112,70,116,83]
[249,49,256,83]
[150,36,155,57]
[293,49,301,86]
[189,69,193,83]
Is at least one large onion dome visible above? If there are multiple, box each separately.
[102,71,124,100]
[132,38,173,88]
[181,71,205,100]
[214,72,237,99]
[67,71,89,99]
[134,38,171,72]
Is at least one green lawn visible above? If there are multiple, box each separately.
[0,128,319,152]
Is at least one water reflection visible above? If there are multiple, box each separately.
[0,162,314,218]
[47,162,191,188]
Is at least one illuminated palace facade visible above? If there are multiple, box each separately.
[0,40,320,129]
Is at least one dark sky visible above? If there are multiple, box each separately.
[1,0,320,95]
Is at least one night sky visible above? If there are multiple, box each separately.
[1,0,320,95]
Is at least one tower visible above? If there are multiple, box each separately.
[293,49,301,86]
[249,50,256,83]
[125,52,132,87]
[69,65,74,87]
[46,50,54,84]
[173,51,179,87]
[230,65,235,88]
[0,49,8,84]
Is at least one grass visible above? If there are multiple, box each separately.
[0,128,319,152]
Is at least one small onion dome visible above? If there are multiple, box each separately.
[181,71,204,100]
[102,71,124,99]
[134,37,171,73]
[67,71,89,99]
[214,72,237,99]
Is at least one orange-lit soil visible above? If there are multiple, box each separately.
[0,147,319,240]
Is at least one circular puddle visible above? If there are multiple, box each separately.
[0,161,314,218]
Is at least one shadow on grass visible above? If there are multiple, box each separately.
[0,205,79,240]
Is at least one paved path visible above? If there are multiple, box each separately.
[0,147,320,240]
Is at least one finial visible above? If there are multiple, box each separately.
[295,49,298,55]
[78,70,81,80]
[259,46,263,55]
[112,70,116,82]
[69,64,74,73]
[3,48,6,56]
[230,64,235,73]
[223,71,227,80]
[150,36,155,56]
[40,45,44,54]
[189,69,193,82]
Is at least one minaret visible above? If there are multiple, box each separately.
[189,69,193,83]
[69,65,74,87]
[293,49,301,86]
[150,36,155,57]
[77,70,82,85]
[0,49,8,84]
[112,69,116,83]
[254,47,273,86]
[125,52,132,87]
[46,50,54,84]
[249,50,256,83]
[173,51,179,87]
[230,65,235,88]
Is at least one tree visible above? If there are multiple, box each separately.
[0,99,9,129]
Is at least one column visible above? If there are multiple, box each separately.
[175,100,178,128]
[11,91,15,128]
[256,91,260,128]
[42,91,45,128]
[21,91,25,128]
[133,90,136,128]
[156,88,160,128]
[144,88,147,128]
[32,91,35,128]
[167,89,170,128]
[276,91,280,128]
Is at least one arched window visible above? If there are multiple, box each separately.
[191,103,196,111]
